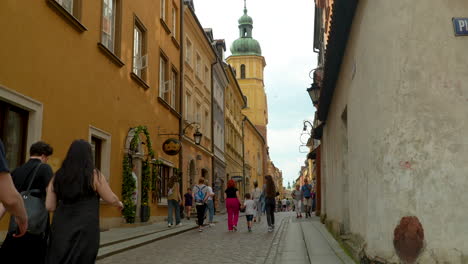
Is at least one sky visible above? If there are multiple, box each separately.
[195,0,317,187]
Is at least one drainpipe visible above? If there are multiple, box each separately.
[211,59,216,188]
[178,0,185,190]
[241,116,246,197]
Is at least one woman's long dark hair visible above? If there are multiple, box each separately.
[54,139,95,201]
[265,175,276,198]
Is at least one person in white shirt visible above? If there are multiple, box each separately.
[242,193,256,232]
[205,179,216,227]
[291,185,303,218]
[251,181,263,223]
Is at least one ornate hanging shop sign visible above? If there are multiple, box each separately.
[162,138,181,156]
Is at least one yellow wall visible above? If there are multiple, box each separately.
[181,6,216,191]
[0,0,181,230]
[226,55,268,129]
[243,119,265,191]
[224,65,244,182]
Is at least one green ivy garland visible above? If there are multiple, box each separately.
[122,126,155,223]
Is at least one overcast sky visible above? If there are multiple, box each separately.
[195,0,317,187]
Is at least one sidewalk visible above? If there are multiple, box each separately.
[274,215,356,264]
[98,218,198,259]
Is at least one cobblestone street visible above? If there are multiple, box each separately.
[97,212,354,264]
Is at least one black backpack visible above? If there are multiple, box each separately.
[8,163,48,236]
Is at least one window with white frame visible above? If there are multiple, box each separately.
[172,6,177,37]
[159,55,168,98]
[185,38,192,64]
[160,0,166,21]
[101,0,118,52]
[170,70,177,109]
[55,0,74,14]
[133,20,147,79]
[195,54,201,77]
[185,91,192,120]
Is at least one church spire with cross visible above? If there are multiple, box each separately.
[230,0,261,56]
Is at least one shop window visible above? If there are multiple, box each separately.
[0,101,28,170]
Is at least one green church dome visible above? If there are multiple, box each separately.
[230,2,262,56]
[231,38,262,56]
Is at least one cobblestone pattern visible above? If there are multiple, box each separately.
[97,213,290,264]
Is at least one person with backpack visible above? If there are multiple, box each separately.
[192,178,209,232]
[204,179,216,227]
[0,139,28,234]
[0,141,53,263]
[224,179,240,232]
[45,140,123,264]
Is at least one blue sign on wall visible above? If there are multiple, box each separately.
[453,18,468,36]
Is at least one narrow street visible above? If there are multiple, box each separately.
[97,212,354,264]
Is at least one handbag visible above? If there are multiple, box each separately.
[8,163,48,236]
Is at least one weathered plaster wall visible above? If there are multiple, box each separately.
[322,0,468,262]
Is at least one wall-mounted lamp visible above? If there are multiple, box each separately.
[306,83,320,106]
[159,122,203,146]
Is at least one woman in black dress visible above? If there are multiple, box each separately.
[45,140,123,264]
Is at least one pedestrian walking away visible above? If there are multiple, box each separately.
[224,179,240,232]
[291,184,303,218]
[251,181,262,223]
[205,179,216,227]
[242,193,256,232]
[0,139,28,242]
[183,188,193,220]
[45,140,123,264]
[264,175,277,232]
[281,198,287,212]
[0,142,53,264]
[301,178,313,218]
[193,178,209,232]
[167,176,182,227]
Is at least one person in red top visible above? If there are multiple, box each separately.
[224,179,240,232]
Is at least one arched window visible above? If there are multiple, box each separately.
[240,64,246,79]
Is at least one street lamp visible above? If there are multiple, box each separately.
[193,128,202,145]
[306,83,320,106]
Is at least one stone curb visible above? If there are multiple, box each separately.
[97,224,198,260]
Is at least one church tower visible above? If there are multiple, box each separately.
[226,0,268,138]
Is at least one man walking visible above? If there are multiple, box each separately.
[301,178,313,218]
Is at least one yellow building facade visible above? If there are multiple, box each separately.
[0,0,182,234]
[243,118,265,195]
[181,5,216,192]
[224,64,246,201]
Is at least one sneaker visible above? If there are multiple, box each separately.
[168,224,172,227]
[209,223,215,227]
[248,227,252,232]
[198,228,203,232]
[176,223,182,227]
[267,227,273,232]
[233,226,237,231]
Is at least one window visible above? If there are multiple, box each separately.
[89,126,112,181]
[204,110,209,137]
[185,39,192,64]
[240,64,246,79]
[159,55,168,98]
[195,54,201,77]
[133,19,147,79]
[101,0,120,53]
[56,0,73,14]
[204,66,209,85]
[172,6,177,38]
[0,101,28,170]
[185,92,192,120]
[160,0,166,21]
[195,102,201,123]
[156,164,172,204]
[171,70,178,110]
[91,136,102,171]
